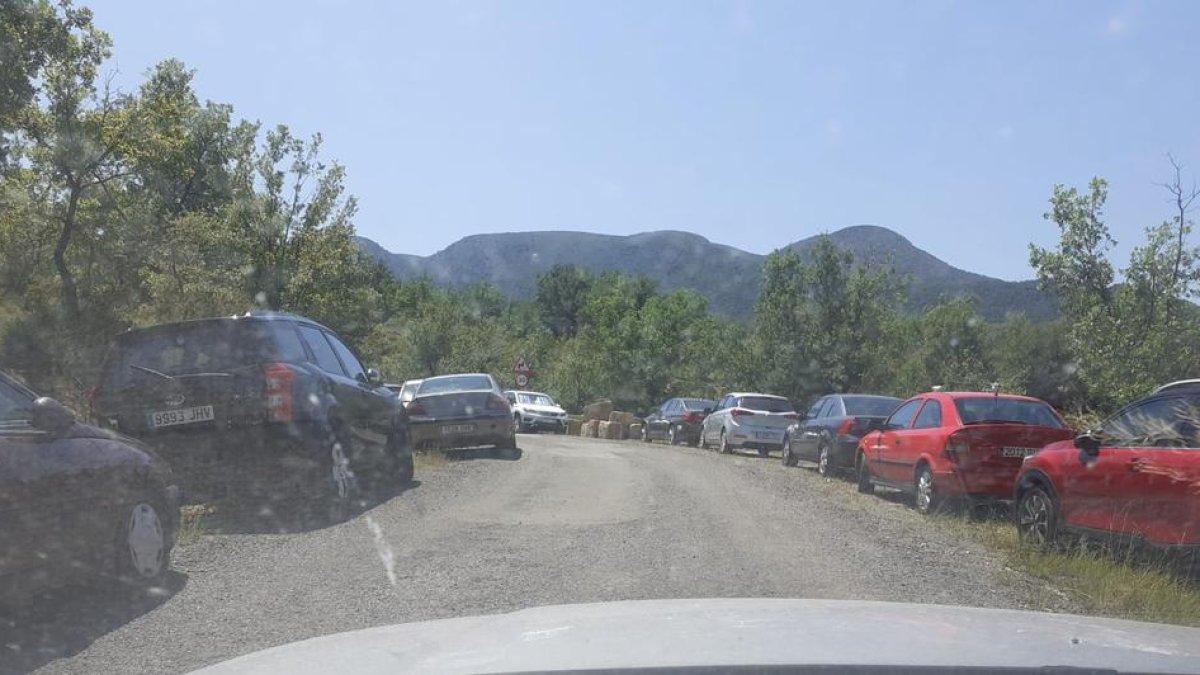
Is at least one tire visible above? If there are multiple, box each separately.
[325,426,363,521]
[856,453,875,494]
[114,495,172,590]
[914,464,941,515]
[1015,484,1060,547]
[641,424,650,443]
[816,443,832,478]
[719,430,732,454]
[782,435,798,467]
[668,425,679,446]
[697,429,707,450]
[757,448,769,458]
[513,413,524,434]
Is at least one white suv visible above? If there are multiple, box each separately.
[505,390,568,433]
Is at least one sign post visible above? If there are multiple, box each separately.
[513,355,533,389]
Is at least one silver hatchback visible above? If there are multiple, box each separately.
[699,392,798,456]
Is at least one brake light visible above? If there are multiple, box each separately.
[731,408,755,417]
[683,411,702,423]
[262,363,295,423]
[945,434,970,461]
[486,394,508,411]
[836,416,857,435]
[405,400,426,416]
[783,412,800,421]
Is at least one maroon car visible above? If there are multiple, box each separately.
[0,371,180,605]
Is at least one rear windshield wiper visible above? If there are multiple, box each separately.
[964,419,1031,426]
[129,364,175,381]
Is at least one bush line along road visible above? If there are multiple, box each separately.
[12,432,1080,675]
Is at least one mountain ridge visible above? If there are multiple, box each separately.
[357,226,1058,321]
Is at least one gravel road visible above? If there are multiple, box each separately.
[10,435,1075,674]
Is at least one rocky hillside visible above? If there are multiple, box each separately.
[358,226,1057,321]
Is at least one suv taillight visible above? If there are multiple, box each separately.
[683,411,701,423]
[262,363,295,423]
[731,408,755,418]
[406,400,426,416]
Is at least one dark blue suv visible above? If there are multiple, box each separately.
[90,312,411,516]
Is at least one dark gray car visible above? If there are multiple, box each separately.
[91,312,412,516]
[783,394,901,476]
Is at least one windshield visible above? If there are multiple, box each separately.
[518,393,556,406]
[954,398,1065,429]
[7,2,1200,672]
[417,375,494,395]
[739,396,794,413]
[843,396,902,417]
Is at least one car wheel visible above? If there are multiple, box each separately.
[513,413,523,434]
[641,424,650,442]
[1016,485,1060,547]
[782,435,798,467]
[326,427,362,521]
[114,496,171,589]
[757,447,769,458]
[696,429,707,449]
[719,430,732,454]
[856,453,875,494]
[914,464,941,515]
[816,443,831,477]
[668,425,679,446]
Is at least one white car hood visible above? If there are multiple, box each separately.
[516,404,565,415]
[188,598,1200,674]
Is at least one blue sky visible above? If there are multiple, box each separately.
[88,0,1200,280]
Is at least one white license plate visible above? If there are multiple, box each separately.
[148,405,214,428]
[1000,447,1039,458]
[441,423,475,435]
[755,431,778,440]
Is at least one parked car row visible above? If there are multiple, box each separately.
[641,383,1200,558]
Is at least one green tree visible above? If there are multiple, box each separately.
[535,264,593,338]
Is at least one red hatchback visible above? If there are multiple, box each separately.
[1015,385,1200,549]
[856,392,1072,514]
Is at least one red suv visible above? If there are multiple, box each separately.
[1015,383,1200,550]
[856,392,1072,514]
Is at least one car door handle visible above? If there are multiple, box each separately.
[1129,459,1149,472]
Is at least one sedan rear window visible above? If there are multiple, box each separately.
[954,398,1064,428]
[739,396,793,413]
[682,399,716,411]
[843,397,902,416]
[419,375,494,395]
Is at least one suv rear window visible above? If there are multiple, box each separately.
[101,320,306,388]
[954,397,1065,428]
[739,396,793,413]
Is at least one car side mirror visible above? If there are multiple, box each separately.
[31,397,75,433]
[1074,431,1103,456]
[362,368,382,386]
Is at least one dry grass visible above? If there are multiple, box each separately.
[933,512,1200,626]
[177,503,215,545]
[413,450,451,471]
